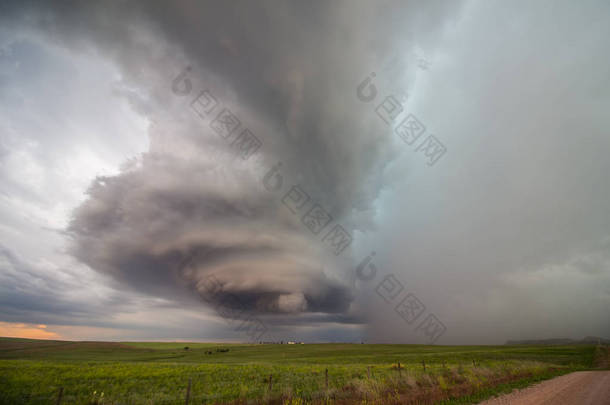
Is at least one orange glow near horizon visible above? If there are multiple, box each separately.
[0,322,61,340]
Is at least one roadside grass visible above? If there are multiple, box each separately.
[592,344,610,369]
[0,338,601,404]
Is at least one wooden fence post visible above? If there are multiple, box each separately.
[398,361,401,377]
[268,374,273,392]
[472,359,476,368]
[367,366,371,379]
[422,359,426,372]
[55,387,63,405]
[325,368,328,390]
[185,378,191,405]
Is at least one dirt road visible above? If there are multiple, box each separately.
[479,371,610,405]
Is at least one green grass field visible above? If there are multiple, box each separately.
[0,337,605,404]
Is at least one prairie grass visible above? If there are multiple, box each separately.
[0,337,601,404]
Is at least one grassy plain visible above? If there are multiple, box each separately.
[0,337,605,404]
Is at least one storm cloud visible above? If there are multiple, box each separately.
[1,0,609,343]
[0,0,463,321]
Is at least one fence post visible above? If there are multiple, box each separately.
[398,361,401,377]
[185,378,191,405]
[55,387,63,405]
[268,374,273,392]
[325,368,328,390]
[472,359,476,368]
[422,359,426,372]
[367,366,371,379]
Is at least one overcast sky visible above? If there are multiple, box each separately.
[0,0,608,344]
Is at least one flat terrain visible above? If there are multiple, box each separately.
[0,337,606,404]
[479,371,610,405]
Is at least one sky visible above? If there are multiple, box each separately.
[0,0,609,344]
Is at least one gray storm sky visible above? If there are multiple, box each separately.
[0,0,608,343]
